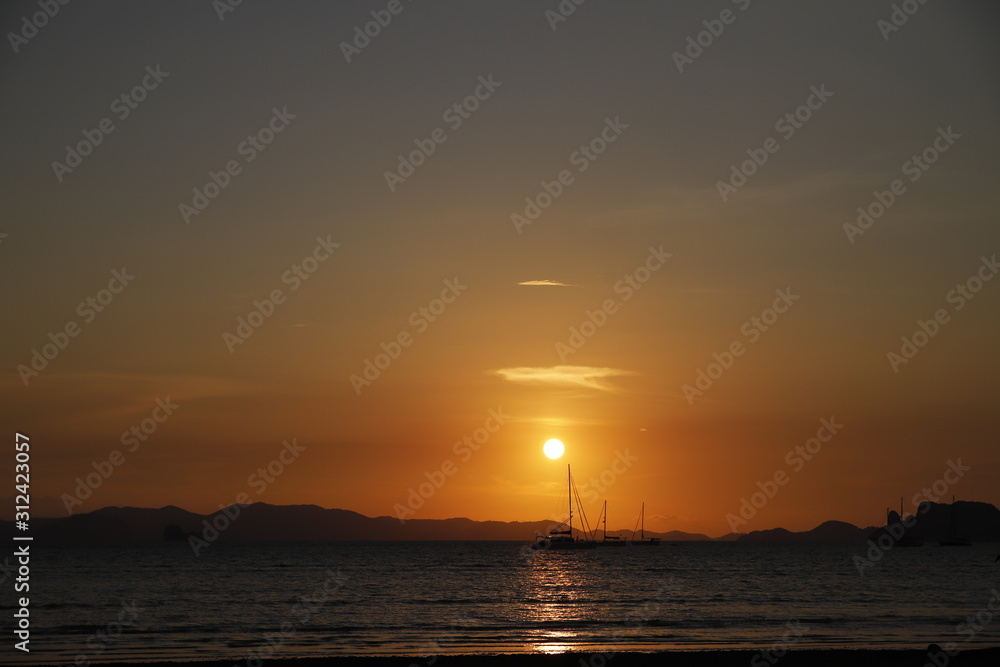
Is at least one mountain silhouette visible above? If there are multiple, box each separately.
[867,501,1000,544]
[3,501,997,543]
[738,520,874,542]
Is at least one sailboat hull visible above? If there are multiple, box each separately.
[530,464,599,550]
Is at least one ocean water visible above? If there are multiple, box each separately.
[5,541,1000,663]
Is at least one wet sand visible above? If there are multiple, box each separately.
[66,648,1000,667]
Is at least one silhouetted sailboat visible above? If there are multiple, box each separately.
[532,464,597,550]
[595,500,625,547]
[939,496,972,547]
[628,502,660,546]
[888,498,922,547]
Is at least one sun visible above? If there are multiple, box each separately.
[543,439,565,459]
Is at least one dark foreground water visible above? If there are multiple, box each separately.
[4,541,1000,663]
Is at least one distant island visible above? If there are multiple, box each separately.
[4,501,999,544]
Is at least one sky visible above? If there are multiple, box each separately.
[2,0,998,537]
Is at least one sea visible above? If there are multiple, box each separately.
[5,540,1000,663]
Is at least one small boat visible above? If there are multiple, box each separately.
[940,496,972,547]
[532,464,597,550]
[533,530,596,550]
[888,499,922,547]
[596,501,626,547]
[628,502,660,546]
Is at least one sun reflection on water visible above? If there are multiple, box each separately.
[520,551,596,653]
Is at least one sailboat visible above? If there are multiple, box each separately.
[939,495,972,547]
[628,502,660,546]
[595,500,625,547]
[531,464,597,550]
[888,498,922,547]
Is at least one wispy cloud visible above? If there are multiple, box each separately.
[492,365,634,391]
[517,280,577,287]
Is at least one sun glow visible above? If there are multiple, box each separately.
[543,439,565,459]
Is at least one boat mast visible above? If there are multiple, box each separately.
[952,495,956,538]
[603,500,607,540]
[568,463,573,539]
[641,502,645,540]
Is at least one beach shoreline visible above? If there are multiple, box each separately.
[16,648,1000,667]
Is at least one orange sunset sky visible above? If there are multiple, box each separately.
[2,1,998,536]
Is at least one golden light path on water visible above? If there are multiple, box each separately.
[520,550,593,654]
